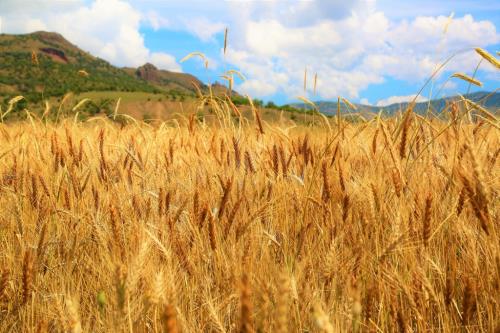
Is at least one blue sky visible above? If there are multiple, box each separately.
[0,0,498,105]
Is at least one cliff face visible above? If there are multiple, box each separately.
[40,47,69,63]
[124,63,207,95]
[136,63,160,83]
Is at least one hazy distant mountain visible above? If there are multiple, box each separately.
[293,91,500,116]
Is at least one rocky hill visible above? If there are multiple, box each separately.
[0,31,162,101]
[0,31,231,103]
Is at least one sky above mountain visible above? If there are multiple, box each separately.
[0,0,498,105]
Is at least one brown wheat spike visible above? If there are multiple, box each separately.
[0,268,9,301]
[342,194,350,223]
[65,127,75,159]
[36,320,48,333]
[467,143,490,205]
[399,112,411,159]
[391,167,402,197]
[218,177,232,219]
[77,139,84,165]
[63,187,71,210]
[244,151,255,174]
[22,249,34,305]
[109,204,125,260]
[279,146,289,176]
[272,144,279,176]
[456,187,466,216]
[92,185,100,211]
[462,279,476,326]
[422,194,432,247]
[199,204,209,227]
[162,304,179,333]
[329,142,339,167]
[233,137,241,169]
[98,128,107,174]
[158,187,165,216]
[371,127,379,155]
[240,274,254,333]
[363,285,376,325]
[192,190,199,220]
[30,174,38,207]
[338,163,346,193]
[38,175,50,198]
[460,172,491,235]
[246,97,265,136]
[396,309,408,333]
[321,162,331,203]
[208,214,217,251]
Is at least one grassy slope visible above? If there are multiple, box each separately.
[0,32,159,102]
[0,32,248,121]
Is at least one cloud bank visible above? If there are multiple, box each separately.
[0,0,498,103]
[0,0,181,71]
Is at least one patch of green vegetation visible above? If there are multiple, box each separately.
[0,50,159,104]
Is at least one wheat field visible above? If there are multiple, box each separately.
[0,103,498,332]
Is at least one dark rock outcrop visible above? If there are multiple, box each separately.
[40,47,68,62]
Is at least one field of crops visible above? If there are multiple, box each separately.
[0,103,498,332]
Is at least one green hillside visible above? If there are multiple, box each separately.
[0,31,239,109]
[0,31,161,102]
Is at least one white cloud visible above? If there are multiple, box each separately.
[360,98,371,105]
[0,0,181,71]
[150,53,181,72]
[222,9,498,100]
[376,94,428,107]
[183,17,225,42]
[238,79,278,97]
[143,11,170,31]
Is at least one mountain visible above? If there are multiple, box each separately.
[0,31,232,103]
[292,91,500,116]
[123,63,239,97]
[0,31,162,101]
[122,63,203,96]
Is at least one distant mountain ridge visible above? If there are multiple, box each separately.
[293,91,500,116]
